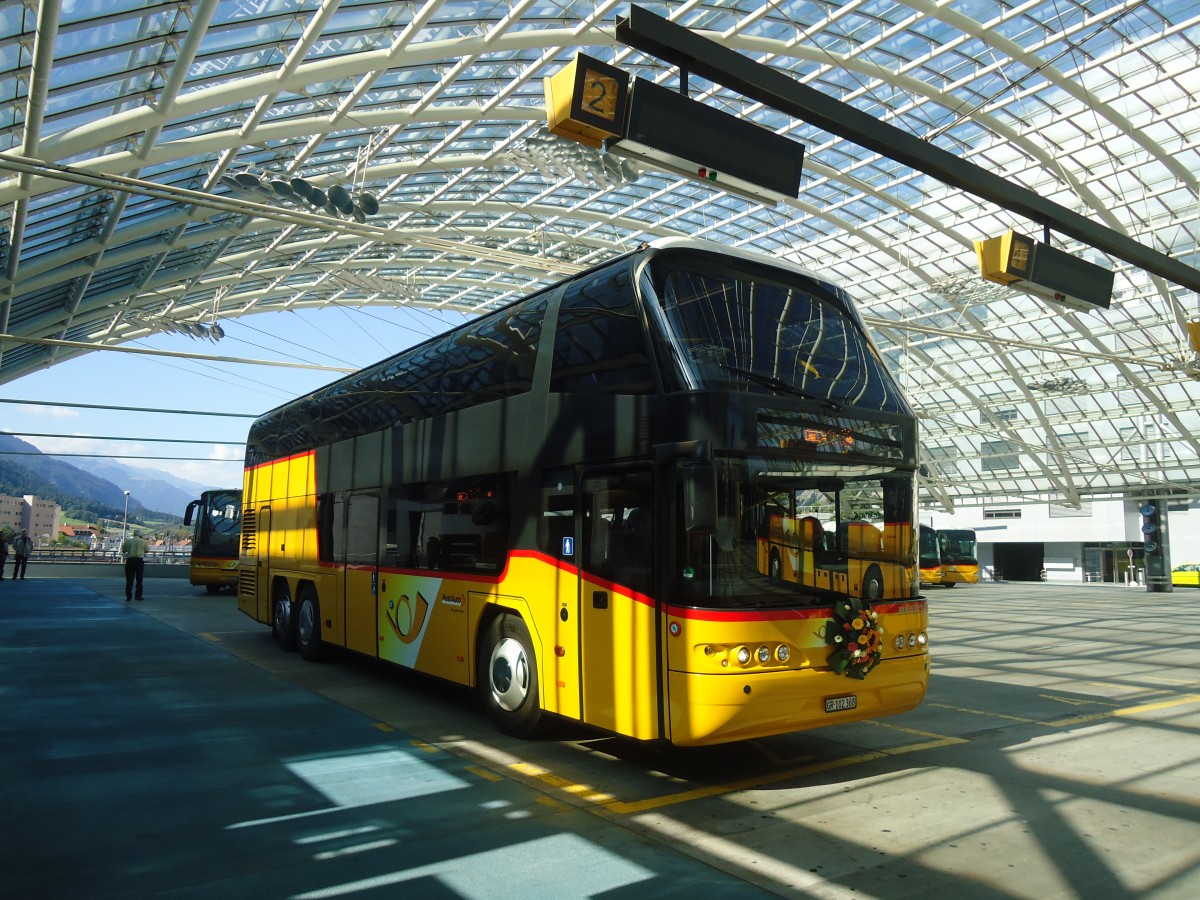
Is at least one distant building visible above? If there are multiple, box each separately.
[0,494,22,531]
[59,524,98,549]
[0,494,61,545]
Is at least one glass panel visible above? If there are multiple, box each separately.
[582,469,654,595]
[674,456,917,609]
[550,263,655,394]
[538,468,575,559]
[938,530,977,565]
[345,493,378,566]
[194,490,241,557]
[643,251,910,413]
[384,474,512,574]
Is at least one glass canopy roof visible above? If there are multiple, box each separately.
[1,0,1197,509]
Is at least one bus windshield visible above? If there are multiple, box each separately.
[192,490,241,557]
[643,252,911,414]
[675,456,917,609]
[939,529,978,564]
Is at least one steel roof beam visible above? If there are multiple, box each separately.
[614,5,1200,296]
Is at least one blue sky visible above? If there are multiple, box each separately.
[4,303,475,493]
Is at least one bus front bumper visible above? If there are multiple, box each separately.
[666,653,929,747]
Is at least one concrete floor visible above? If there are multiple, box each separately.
[2,576,1198,899]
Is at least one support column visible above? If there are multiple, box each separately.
[1138,497,1173,593]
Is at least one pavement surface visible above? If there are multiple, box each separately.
[2,575,1198,899]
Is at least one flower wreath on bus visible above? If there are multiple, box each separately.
[823,598,883,679]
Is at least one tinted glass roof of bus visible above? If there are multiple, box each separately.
[1,0,1198,509]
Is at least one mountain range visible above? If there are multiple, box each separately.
[0,432,214,521]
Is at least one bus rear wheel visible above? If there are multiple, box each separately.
[296,585,324,662]
[479,614,541,737]
[272,582,297,652]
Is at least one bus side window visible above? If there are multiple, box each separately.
[550,269,656,394]
[317,493,340,563]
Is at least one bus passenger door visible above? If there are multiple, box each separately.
[247,505,271,622]
[343,491,380,656]
[579,468,658,740]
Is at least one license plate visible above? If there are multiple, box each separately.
[825,695,857,713]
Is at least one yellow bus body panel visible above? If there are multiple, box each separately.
[578,576,660,741]
[941,564,979,585]
[189,556,239,588]
[663,600,928,746]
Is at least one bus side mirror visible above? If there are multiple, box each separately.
[183,500,198,527]
[684,463,716,534]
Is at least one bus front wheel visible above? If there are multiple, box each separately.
[296,585,324,662]
[479,614,542,737]
[769,551,782,583]
[272,582,297,652]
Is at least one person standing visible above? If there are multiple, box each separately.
[0,532,8,580]
[121,530,148,601]
[11,529,33,580]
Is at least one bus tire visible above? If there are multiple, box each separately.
[769,551,782,583]
[272,581,297,652]
[479,613,541,737]
[297,585,324,662]
[943,582,956,589]
[206,584,221,595]
[862,565,884,601]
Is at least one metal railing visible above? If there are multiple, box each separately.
[27,548,191,565]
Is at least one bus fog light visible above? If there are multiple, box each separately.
[776,644,791,663]
[756,646,771,664]
[918,632,928,647]
[735,646,752,666]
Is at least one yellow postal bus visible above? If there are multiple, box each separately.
[238,239,929,746]
[937,528,979,586]
[184,488,242,593]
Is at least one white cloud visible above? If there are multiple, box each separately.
[20,405,80,420]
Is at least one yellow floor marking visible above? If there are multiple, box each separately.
[197,632,221,643]
[1136,675,1200,687]
[866,719,958,740]
[1048,693,1200,728]
[372,722,394,732]
[509,762,616,804]
[928,702,1042,724]
[498,694,1200,816]
[466,764,502,782]
[1042,694,1105,707]
[509,735,966,816]
[411,739,440,753]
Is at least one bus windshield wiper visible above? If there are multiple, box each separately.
[717,364,842,411]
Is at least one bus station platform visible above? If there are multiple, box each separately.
[3,576,1198,899]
